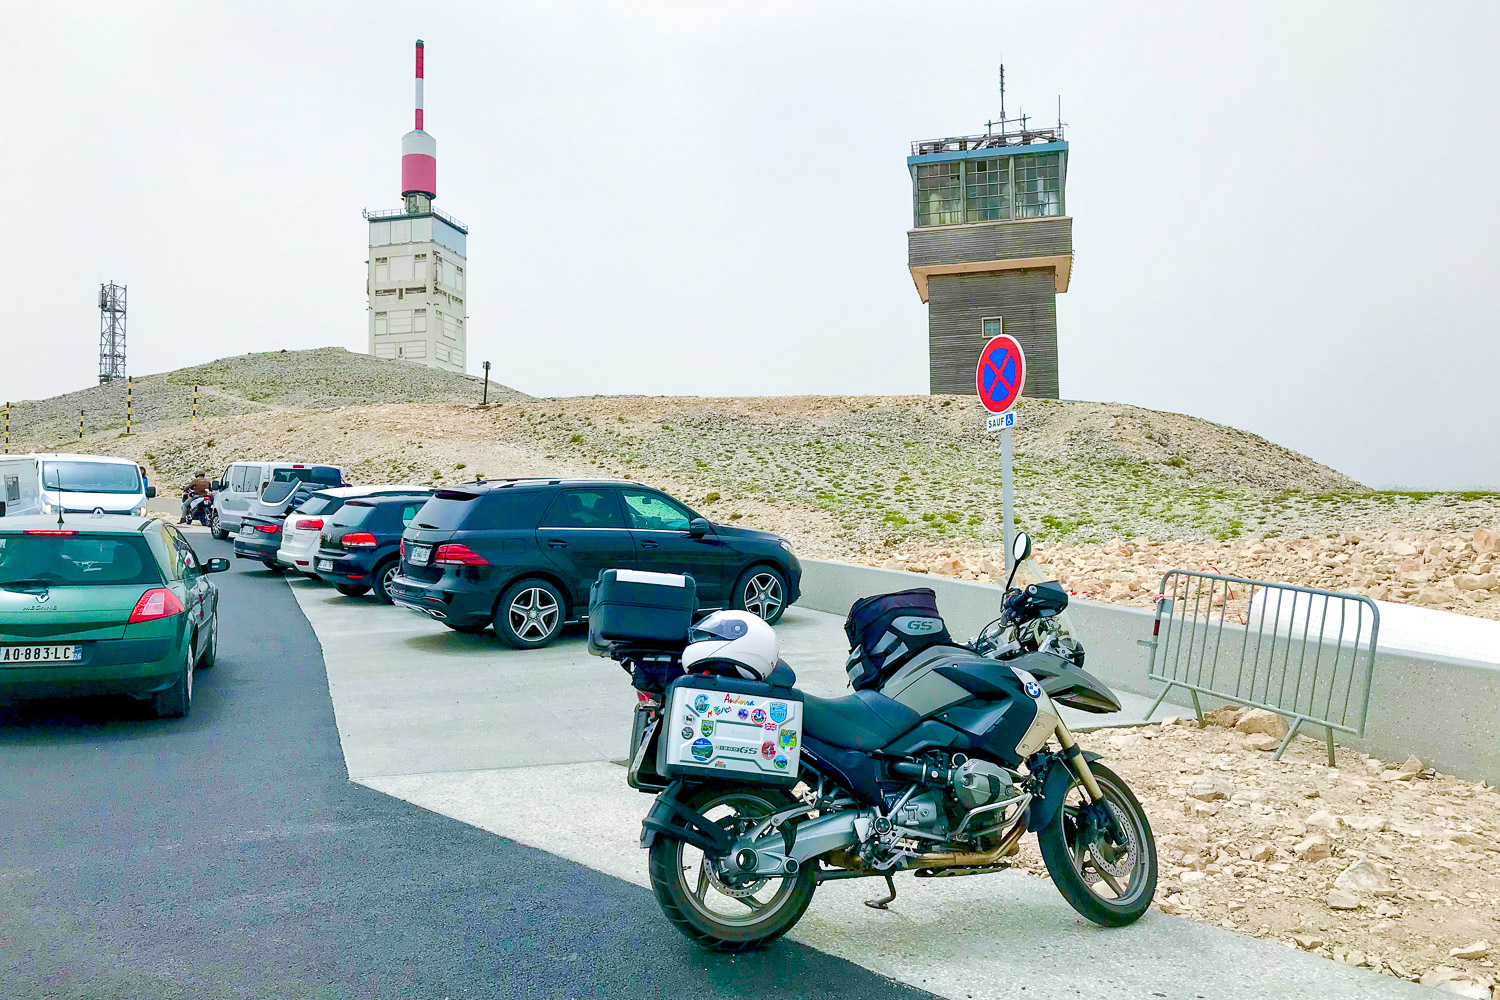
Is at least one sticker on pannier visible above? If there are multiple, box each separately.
[660,683,803,785]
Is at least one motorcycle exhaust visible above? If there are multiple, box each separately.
[912,814,1028,869]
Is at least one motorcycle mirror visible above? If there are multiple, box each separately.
[1012,530,1032,564]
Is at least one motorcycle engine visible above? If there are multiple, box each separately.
[894,790,949,837]
[951,759,1015,811]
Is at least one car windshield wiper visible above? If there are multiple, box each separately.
[415,522,440,530]
[0,579,54,591]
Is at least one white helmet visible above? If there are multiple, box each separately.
[683,611,779,679]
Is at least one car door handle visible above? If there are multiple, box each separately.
[640,540,659,549]
[546,539,568,549]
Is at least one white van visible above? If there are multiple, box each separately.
[0,453,155,517]
[210,461,346,539]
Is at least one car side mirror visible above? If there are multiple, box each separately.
[145,486,158,499]
[687,517,710,538]
[212,481,224,492]
[203,557,230,574]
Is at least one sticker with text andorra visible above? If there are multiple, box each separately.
[779,730,798,750]
[769,703,788,724]
[690,738,713,761]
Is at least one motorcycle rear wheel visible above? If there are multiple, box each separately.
[648,786,817,952]
[1037,761,1157,926]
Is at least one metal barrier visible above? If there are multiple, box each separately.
[1141,570,1380,765]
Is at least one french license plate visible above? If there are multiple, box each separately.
[316,559,333,573]
[408,544,432,565]
[1,644,82,663]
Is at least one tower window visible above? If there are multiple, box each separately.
[914,163,963,226]
[1014,153,1063,218]
[965,159,1011,222]
[981,317,1003,340]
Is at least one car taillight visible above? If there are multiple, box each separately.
[24,529,76,536]
[342,532,378,548]
[128,588,185,624]
[295,518,324,530]
[433,543,490,566]
[253,523,281,534]
[400,540,406,559]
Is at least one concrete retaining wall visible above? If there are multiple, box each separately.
[799,559,1500,784]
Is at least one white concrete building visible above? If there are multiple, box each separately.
[364,39,468,374]
[366,211,467,372]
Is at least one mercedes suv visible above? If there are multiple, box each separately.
[387,479,802,648]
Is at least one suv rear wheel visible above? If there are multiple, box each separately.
[495,578,565,649]
[733,566,788,625]
[209,508,228,541]
[372,558,400,605]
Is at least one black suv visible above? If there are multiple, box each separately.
[388,479,802,648]
[314,493,434,603]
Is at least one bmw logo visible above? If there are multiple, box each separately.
[1024,680,1043,699]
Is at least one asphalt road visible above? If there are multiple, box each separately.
[0,535,929,1000]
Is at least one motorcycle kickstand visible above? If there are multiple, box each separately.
[864,875,896,910]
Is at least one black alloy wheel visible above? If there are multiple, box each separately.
[733,566,788,625]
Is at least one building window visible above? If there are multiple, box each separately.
[413,308,427,333]
[1014,153,1063,218]
[374,312,388,336]
[914,162,963,226]
[982,317,1002,340]
[964,159,1011,222]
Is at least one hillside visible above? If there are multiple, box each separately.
[15,349,1500,619]
[6,348,523,446]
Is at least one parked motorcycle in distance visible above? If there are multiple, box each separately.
[596,534,1157,952]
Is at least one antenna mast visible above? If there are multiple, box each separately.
[98,282,127,383]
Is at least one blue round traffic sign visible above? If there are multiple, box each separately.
[976,335,1026,414]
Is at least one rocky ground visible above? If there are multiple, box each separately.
[1008,707,1500,996]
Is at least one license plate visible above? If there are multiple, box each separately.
[1,644,82,663]
[408,544,432,565]
[316,559,333,573]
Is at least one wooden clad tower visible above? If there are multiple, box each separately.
[908,87,1071,398]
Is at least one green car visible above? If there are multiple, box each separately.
[0,515,228,718]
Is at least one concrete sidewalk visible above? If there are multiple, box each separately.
[289,579,1434,1000]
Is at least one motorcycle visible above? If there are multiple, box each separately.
[181,488,213,527]
[600,532,1158,952]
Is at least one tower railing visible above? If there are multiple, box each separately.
[362,206,469,234]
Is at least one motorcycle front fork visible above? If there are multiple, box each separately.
[1053,719,1106,804]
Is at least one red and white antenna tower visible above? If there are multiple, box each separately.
[401,39,437,210]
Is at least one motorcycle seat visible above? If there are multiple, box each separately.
[803,690,922,752]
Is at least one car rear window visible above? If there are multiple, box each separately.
[41,462,141,495]
[296,495,339,516]
[410,490,548,530]
[0,533,161,586]
[330,503,375,528]
[271,466,342,486]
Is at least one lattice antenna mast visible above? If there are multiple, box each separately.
[98,282,127,383]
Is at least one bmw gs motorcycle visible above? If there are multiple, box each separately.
[597,532,1157,952]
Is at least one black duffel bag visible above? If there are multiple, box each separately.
[843,588,952,690]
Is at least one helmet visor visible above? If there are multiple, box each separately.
[688,616,751,643]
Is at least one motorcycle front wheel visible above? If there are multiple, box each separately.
[647,785,817,952]
[1037,761,1157,926]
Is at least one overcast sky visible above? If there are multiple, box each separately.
[3,2,1497,489]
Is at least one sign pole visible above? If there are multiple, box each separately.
[482,361,491,406]
[192,385,198,423]
[126,377,133,435]
[79,409,84,442]
[1001,424,1015,573]
[975,331,1027,576]
[4,402,9,455]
